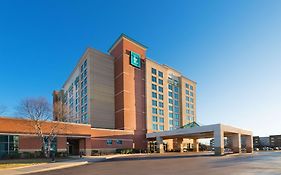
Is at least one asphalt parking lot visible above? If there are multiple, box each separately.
[30,151,281,175]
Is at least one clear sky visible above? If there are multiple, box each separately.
[0,0,280,136]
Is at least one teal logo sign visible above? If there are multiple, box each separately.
[130,51,141,68]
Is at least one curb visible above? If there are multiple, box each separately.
[20,161,89,175]
[0,163,48,171]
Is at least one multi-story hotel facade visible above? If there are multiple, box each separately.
[53,34,197,151]
[0,34,254,158]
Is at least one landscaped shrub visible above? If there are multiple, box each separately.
[116,148,146,154]
[91,150,100,156]
[21,152,35,159]
[55,151,68,158]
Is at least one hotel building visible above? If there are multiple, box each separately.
[53,34,196,150]
[0,34,198,158]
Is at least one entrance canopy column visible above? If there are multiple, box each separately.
[156,137,164,153]
[193,139,199,152]
[245,135,253,153]
[214,128,224,156]
[232,133,241,153]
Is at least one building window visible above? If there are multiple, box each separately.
[152,76,157,83]
[116,140,122,145]
[158,79,163,85]
[174,107,179,113]
[152,100,157,106]
[168,84,172,90]
[169,105,173,111]
[153,124,158,130]
[169,120,173,125]
[159,109,164,116]
[152,108,158,114]
[190,98,194,103]
[159,94,163,100]
[186,90,189,95]
[153,116,158,122]
[174,93,179,99]
[158,86,163,92]
[190,85,194,91]
[190,92,194,97]
[152,92,157,98]
[159,117,164,123]
[83,59,87,68]
[106,140,113,145]
[158,71,163,78]
[174,87,179,93]
[174,100,179,106]
[168,91,173,97]
[186,83,189,89]
[152,84,157,90]
[159,102,164,108]
[169,113,173,118]
[0,135,19,158]
[169,98,173,104]
[159,125,164,131]
[152,68,157,75]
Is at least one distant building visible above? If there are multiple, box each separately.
[253,136,270,148]
[269,135,281,148]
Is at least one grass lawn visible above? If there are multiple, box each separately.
[0,159,50,169]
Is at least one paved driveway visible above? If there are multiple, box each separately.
[30,151,281,175]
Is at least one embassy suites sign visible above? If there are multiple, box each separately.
[130,51,141,68]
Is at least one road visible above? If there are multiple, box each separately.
[30,151,281,175]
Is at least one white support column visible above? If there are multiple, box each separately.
[214,127,224,156]
[156,137,164,153]
[232,133,241,153]
[245,135,253,153]
[193,139,199,152]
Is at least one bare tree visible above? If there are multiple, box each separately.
[0,105,7,115]
[17,97,66,158]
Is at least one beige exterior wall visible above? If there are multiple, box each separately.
[61,48,115,129]
[145,59,197,134]
[88,48,115,129]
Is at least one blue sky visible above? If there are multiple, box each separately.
[0,0,280,136]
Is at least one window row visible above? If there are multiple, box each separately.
[81,59,87,72]
[152,116,165,123]
[152,124,164,131]
[152,100,164,108]
[151,68,163,78]
[152,76,163,85]
[185,90,194,97]
[185,83,194,91]
[152,84,163,92]
[106,139,123,145]
[152,92,164,100]
[152,108,164,115]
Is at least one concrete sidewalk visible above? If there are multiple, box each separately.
[0,154,141,175]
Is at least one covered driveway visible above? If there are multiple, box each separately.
[146,123,253,156]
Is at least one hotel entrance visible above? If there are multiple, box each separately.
[67,138,80,155]
[148,141,168,153]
